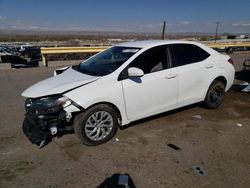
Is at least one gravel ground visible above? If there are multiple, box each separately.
[0,52,249,188]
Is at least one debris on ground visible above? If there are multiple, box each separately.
[97,173,136,188]
[192,115,202,119]
[236,123,243,127]
[115,138,119,142]
[167,143,181,151]
[118,174,129,186]
[193,166,206,176]
[192,141,197,145]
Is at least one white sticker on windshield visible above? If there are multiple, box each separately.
[122,49,139,53]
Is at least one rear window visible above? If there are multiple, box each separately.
[171,44,210,67]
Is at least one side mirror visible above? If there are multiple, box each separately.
[128,67,144,77]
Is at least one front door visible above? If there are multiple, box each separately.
[121,45,178,121]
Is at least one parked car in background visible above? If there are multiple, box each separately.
[243,58,250,71]
[0,46,19,56]
[20,46,41,59]
[0,45,40,68]
[21,40,235,147]
[0,46,20,63]
[235,57,250,92]
[0,47,12,56]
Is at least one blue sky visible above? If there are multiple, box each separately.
[0,0,249,33]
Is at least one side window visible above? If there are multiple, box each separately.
[171,44,210,67]
[199,47,210,61]
[129,45,168,74]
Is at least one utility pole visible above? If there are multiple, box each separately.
[215,22,219,42]
[161,21,166,40]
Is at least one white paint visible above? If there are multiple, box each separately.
[22,40,235,126]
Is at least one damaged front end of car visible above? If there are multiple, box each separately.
[23,95,80,148]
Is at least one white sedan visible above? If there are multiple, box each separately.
[22,40,235,147]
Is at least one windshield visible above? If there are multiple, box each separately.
[73,46,141,76]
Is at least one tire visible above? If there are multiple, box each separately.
[74,104,118,146]
[203,80,225,109]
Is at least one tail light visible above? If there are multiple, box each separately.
[228,58,234,65]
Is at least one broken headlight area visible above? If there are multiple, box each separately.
[25,96,71,114]
[23,95,76,148]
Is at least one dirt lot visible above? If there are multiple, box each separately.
[0,52,250,188]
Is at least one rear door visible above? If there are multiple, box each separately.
[121,45,178,121]
[170,44,214,106]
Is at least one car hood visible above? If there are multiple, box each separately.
[22,67,99,98]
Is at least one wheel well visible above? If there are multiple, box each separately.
[87,102,121,122]
[214,76,227,87]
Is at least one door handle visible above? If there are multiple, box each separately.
[165,74,177,79]
[205,64,213,68]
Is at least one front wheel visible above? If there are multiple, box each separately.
[74,104,118,146]
[203,80,225,109]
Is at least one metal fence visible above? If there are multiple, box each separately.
[41,42,250,66]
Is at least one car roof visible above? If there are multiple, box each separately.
[115,40,203,49]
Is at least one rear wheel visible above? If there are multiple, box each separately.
[74,104,118,146]
[203,80,225,109]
